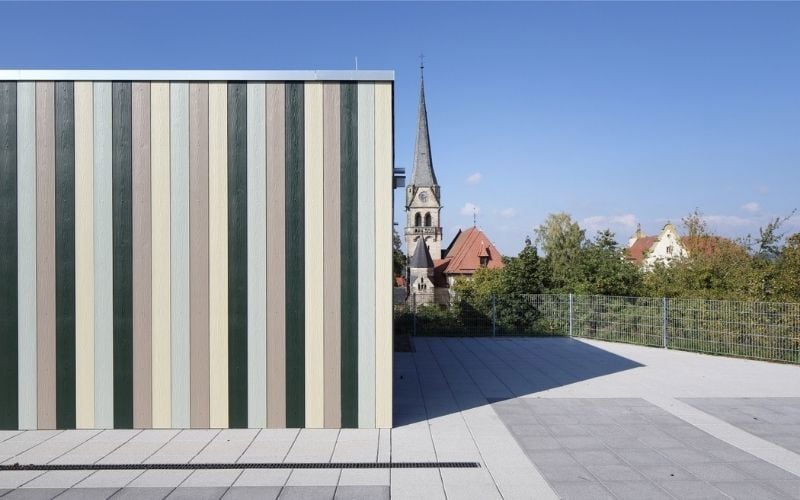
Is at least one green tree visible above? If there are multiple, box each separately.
[534,213,587,291]
[392,227,407,279]
[773,233,800,301]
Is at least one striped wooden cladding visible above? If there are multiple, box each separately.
[0,79,393,430]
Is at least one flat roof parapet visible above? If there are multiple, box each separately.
[0,69,395,81]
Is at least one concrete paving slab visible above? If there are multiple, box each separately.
[0,471,45,489]
[99,430,180,465]
[145,430,220,464]
[127,470,192,488]
[165,487,228,500]
[20,470,92,488]
[283,430,339,463]
[0,432,62,463]
[233,469,290,487]
[277,486,335,500]
[75,470,143,488]
[222,486,281,500]
[1,488,64,500]
[192,429,259,464]
[4,431,98,465]
[655,479,729,499]
[333,485,389,500]
[55,488,120,499]
[111,487,173,499]
[285,468,340,486]
[237,430,298,463]
[711,481,788,500]
[336,469,389,486]
[601,481,672,500]
[51,430,141,465]
[550,480,614,499]
[389,469,445,500]
[181,469,242,487]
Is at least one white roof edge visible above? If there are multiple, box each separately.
[0,69,395,81]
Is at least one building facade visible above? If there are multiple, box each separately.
[0,70,394,430]
[626,222,688,270]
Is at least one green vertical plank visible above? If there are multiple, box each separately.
[0,82,18,430]
[112,82,133,429]
[55,82,76,429]
[227,83,248,428]
[339,83,358,428]
[284,82,305,428]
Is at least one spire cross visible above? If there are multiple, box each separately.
[419,53,425,79]
[473,207,477,227]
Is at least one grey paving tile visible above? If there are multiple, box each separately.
[586,425,631,437]
[111,488,174,500]
[535,464,593,482]
[76,470,142,488]
[768,480,800,499]
[550,481,614,500]
[166,487,228,500]
[658,447,716,465]
[711,481,788,500]
[655,480,728,499]
[1,489,64,500]
[601,481,672,500]
[519,436,561,451]
[336,469,389,487]
[557,436,605,450]
[222,487,281,500]
[732,461,799,480]
[637,464,698,481]
[615,449,672,466]
[586,464,644,481]
[55,488,120,499]
[525,450,578,466]
[598,435,648,449]
[278,486,335,500]
[706,446,757,463]
[508,424,549,437]
[571,450,622,466]
[683,463,750,482]
[547,425,591,438]
[333,485,389,500]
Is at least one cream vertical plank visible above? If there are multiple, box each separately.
[208,83,228,429]
[374,82,393,428]
[321,83,341,429]
[265,83,286,429]
[170,82,190,429]
[356,82,375,428]
[246,82,267,428]
[17,82,37,430]
[303,82,324,428]
[93,81,114,429]
[74,82,95,429]
[150,82,171,428]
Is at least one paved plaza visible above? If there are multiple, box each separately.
[0,337,799,499]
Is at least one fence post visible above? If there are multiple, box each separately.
[492,294,497,337]
[662,297,668,349]
[412,292,417,337]
[569,293,574,337]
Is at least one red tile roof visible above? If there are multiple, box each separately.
[439,227,504,276]
[626,236,658,265]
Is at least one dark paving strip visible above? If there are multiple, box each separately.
[0,462,479,471]
[681,397,800,455]
[493,397,798,500]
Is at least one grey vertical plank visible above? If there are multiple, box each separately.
[17,82,37,430]
[322,83,341,428]
[357,82,375,428]
[189,82,210,429]
[93,82,114,429]
[170,82,190,429]
[132,82,152,429]
[246,82,267,429]
[265,82,286,429]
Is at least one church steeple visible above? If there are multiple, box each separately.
[410,59,437,187]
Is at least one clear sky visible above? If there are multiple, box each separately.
[3,1,799,255]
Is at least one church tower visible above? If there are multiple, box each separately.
[405,60,443,260]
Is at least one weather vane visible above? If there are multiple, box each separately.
[473,206,477,228]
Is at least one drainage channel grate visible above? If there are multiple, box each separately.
[0,462,480,471]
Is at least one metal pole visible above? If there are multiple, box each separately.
[662,297,668,349]
[412,293,417,337]
[569,294,574,337]
[492,295,497,337]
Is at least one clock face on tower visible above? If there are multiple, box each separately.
[419,191,428,203]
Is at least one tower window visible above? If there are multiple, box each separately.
[415,213,421,227]
[424,213,432,227]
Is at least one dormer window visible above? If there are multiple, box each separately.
[667,245,673,255]
[480,255,489,268]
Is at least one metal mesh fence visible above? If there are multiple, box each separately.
[391,289,800,364]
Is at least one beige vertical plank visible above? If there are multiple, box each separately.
[189,83,210,429]
[132,82,152,429]
[74,81,94,429]
[304,82,325,428]
[265,82,286,428]
[36,81,56,430]
[322,83,341,428]
[374,82,393,428]
[208,83,228,429]
[150,82,171,428]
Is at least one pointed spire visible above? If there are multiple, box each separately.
[410,58,438,187]
[409,237,434,269]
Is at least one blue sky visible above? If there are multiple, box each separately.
[3,1,799,255]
